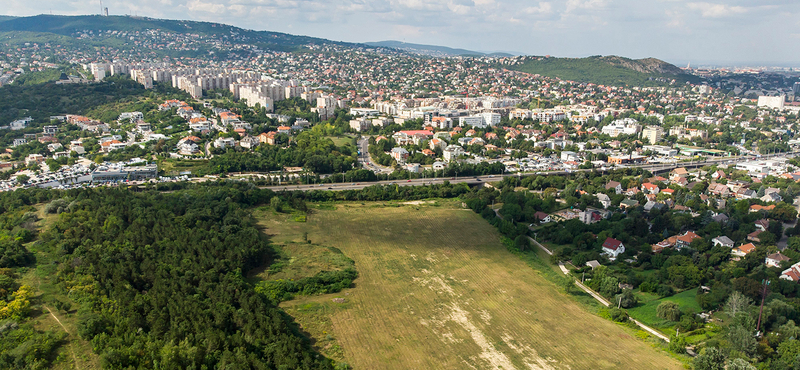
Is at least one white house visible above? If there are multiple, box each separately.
[443,145,465,162]
[596,193,611,209]
[711,236,734,248]
[214,137,236,149]
[766,252,791,268]
[601,237,625,260]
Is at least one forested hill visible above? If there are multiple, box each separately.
[502,55,702,86]
[0,14,356,51]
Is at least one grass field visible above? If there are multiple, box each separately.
[628,288,703,331]
[256,201,683,369]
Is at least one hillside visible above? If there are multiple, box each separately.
[366,40,514,57]
[504,55,701,86]
[0,14,354,52]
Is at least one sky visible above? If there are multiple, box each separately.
[5,0,800,66]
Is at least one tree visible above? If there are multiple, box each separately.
[514,235,530,252]
[656,301,682,322]
[727,358,756,370]
[693,347,725,370]
[15,174,29,184]
[271,197,283,212]
[616,290,638,309]
[724,291,752,319]
[727,324,757,357]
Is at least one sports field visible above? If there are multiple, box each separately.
[257,201,682,369]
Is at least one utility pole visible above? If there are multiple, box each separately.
[756,279,771,334]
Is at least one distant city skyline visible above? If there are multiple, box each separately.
[4,0,799,67]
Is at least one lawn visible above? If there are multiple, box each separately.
[325,135,356,147]
[628,288,703,332]
[256,200,683,370]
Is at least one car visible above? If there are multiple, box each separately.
[327,187,332,189]
[488,175,495,178]
[356,183,360,185]
[407,180,412,182]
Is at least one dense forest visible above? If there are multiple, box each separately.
[0,184,339,369]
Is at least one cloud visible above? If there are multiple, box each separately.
[686,2,747,18]
[2,0,799,64]
[523,2,552,15]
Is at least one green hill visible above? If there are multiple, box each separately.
[503,55,701,86]
[366,40,515,57]
[0,14,352,52]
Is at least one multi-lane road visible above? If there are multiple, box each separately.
[261,151,800,192]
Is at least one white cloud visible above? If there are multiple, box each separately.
[686,2,747,18]
[523,2,552,15]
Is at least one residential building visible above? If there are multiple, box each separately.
[732,243,756,258]
[601,237,625,260]
[712,236,734,248]
[443,145,465,162]
[766,252,791,268]
[641,126,663,144]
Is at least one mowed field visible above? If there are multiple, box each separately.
[257,201,683,370]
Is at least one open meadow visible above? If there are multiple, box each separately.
[255,201,683,370]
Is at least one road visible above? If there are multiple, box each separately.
[357,137,393,174]
[261,151,800,193]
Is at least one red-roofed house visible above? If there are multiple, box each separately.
[676,231,701,249]
[601,237,625,260]
[733,243,756,257]
[641,183,660,194]
[781,262,800,282]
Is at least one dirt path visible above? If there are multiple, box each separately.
[555,262,671,343]
[44,305,82,369]
[527,236,553,256]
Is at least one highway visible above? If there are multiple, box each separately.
[261,151,800,192]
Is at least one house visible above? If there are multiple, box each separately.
[601,237,625,260]
[781,262,800,282]
[390,147,410,162]
[421,149,436,157]
[712,236,735,248]
[755,219,770,232]
[432,161,446,171]
[429,138,446,150]
[586,260,601,270]
[620,199,639,209]
[442,145,465,162]
[708,183,731,197]
[532,211,551,223]
[606,181,622,194]
[239,136,260,149]
[277,126,292,134]
[766,252,791,268]
[732,243,756,257]
[641,183,660,194]
[676,231,701,249]
[671,167,689,178]
[100,140,126,153]
[748,230,764,243]
[750,204,775,213]
[652,236,678,253]
[712,213,729,224]
[214,137,236,149]
[258,132,277,145]
[644,201,665,213]
[711,170,726,180]
[762,192,783,203]
[596,193,611,209]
